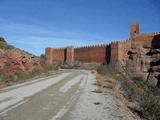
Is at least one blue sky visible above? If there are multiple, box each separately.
[0,0,160,55]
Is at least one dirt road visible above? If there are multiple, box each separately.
[0,70,125,120]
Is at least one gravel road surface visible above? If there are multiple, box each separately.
[0,70,125,120]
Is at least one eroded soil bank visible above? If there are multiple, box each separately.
[95,69,142,120]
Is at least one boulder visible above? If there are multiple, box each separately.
[147,73,158,87]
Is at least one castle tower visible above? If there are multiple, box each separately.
[66,46,74,63]
[130,23,140,39]
[45,48,53,65]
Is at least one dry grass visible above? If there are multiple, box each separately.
[0,65,58,89]
[121,76,160,120]
[96,74,116,89]
[96,64,160,120]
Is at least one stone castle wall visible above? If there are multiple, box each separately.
[45,24,160,65]
[45,48,65,64]
[132,33,160,48]
[74,45,110,64]
[45,40,132,64]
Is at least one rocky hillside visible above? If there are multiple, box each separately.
[127,44,160,88]
[0,37,42,73]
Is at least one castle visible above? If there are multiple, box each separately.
[45,24,160,65]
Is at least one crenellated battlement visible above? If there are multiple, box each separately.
[75,44,108,49]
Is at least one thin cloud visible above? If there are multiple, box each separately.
[0,22,112,55]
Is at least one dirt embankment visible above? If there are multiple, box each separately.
[96,60,160,120]
[95,68,142,120]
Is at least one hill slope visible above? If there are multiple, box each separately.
[0,37,42,73]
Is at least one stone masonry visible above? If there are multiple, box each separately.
[45,24,160,65]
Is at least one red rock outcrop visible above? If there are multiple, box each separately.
[0,38,42,73]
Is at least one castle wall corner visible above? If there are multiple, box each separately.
[66,46,74,63]
[45,48,53,65]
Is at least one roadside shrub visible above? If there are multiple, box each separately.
[30,69,42,77]
[121,75,160,120]
[121,80,143,101]
[14,72,30,80]
[97,63,118,75]
[0,73,18,82]
[140,90,160,120]
[97,65,108,75]
[46,64,58,71]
